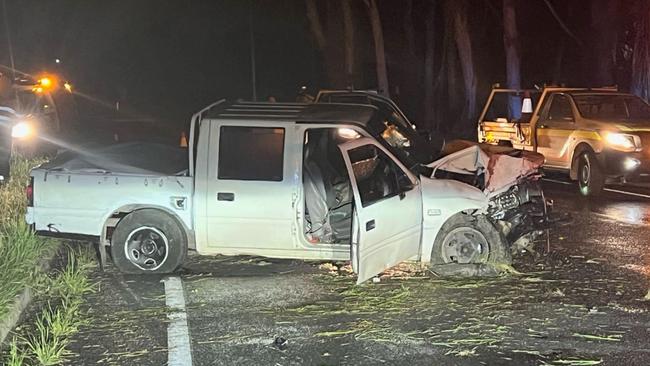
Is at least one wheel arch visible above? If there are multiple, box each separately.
[569,142,596,180]
[100,204,195,250]
[425,211,510,266]
[420,209,480,264]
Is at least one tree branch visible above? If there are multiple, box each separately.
[542,0,584,47]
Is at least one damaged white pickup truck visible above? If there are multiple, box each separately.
[26,99,548,283]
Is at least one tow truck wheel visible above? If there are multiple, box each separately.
[430,213,511,271]
[577,151,604,197]
[110,209,187,274]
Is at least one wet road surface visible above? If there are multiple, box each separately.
[59,178,650,365]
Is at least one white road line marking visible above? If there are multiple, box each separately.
[603,188,650,199]
[542,178,572,185]
[543,178,650,199]
[164,276,193,366]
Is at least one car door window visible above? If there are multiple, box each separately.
[547,95,574,122]
[347,144,412,207]
[218,126,285,181]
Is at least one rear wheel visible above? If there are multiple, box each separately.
[431,213,510,268]
[110,209,187,274]
[577,151,604,197]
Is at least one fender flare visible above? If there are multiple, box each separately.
[99,204,195,250]
[419,208,484,264]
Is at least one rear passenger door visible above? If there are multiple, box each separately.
[205,123,296,251]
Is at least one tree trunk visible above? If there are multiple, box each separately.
[305,0,326,52]
[632,3,650,100]
[503,0,521,119]
[366,0,389,97]
[591,0,618,86]
[342,0,355,88]
[450,0,477,125]
[404,0,417,57]
[424,1,436,127]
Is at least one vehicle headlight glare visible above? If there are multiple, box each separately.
[11,122,32,139]
[624,157,641,170]
[338,128,361,139]
[604,132,638,152]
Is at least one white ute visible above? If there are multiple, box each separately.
[27,100,516,284]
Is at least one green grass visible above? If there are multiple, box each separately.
[7,246,96,365]
[6,337,26,366]
[0,155,94,365]
[0,222,56,321]
[0,156,55,320]
[0,155,45,229]
[25,309,70,365]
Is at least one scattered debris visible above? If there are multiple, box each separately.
[571,332,622,342]
[548,358,603,365]
[273,336,288,350]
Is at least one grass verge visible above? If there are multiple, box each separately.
[5,246,97,365]
[0,155,98,365]
[0,155,54,321]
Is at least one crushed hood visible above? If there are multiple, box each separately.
[426,140,544,194]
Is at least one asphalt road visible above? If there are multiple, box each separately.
[62,178,650,366]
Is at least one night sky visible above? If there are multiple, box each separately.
[0,0,619,139]
[0,0,321,126]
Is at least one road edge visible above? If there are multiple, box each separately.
[0,242,63,346]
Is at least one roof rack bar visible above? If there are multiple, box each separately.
[218,113,298,119]
[189,99,226,177]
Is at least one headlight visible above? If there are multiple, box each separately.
[604,132,640,152]
[11,122,33,139]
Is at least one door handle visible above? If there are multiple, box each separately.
[217,192,235,201]
[365,219,375,231]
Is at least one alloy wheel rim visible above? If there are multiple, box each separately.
[124,227,169,271]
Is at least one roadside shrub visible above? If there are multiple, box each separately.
[0,155,44,229]
[0,155,53,320]
[0,222,55,320]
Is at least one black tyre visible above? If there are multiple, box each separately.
[110,209,187,274]
[431,213,511,267]
[577,151,604,197]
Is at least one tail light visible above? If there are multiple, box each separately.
[26,177,34,207]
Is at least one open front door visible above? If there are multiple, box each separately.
[339,138,423,284]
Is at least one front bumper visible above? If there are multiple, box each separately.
[599,149,650,182]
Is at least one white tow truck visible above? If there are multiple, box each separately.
[26,100,545,283]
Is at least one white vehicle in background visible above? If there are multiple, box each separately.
[26,100,546,283]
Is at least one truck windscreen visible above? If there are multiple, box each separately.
[573,94,650,121]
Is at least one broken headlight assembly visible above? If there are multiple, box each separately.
[489,185,521,219]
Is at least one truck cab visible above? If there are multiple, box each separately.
[478,86,650,196]
[189,101,491,283]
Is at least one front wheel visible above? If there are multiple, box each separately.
[577,151,604,197]
[430,213,511,272]
[110,209,187,274]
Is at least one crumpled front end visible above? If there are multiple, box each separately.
[427,140,552,252]
[487,178,550,252]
